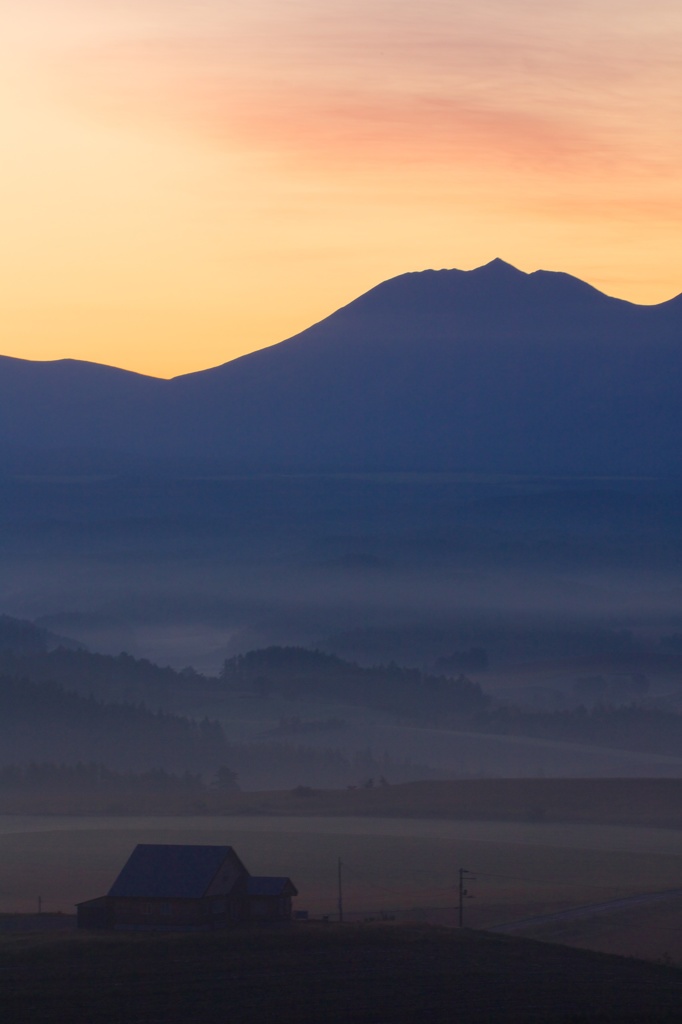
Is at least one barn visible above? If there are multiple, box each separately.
[76,843,298,930]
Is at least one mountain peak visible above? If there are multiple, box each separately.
[473,258,526,277]
[1,259,681,476]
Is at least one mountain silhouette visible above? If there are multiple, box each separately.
[2,259,681,475]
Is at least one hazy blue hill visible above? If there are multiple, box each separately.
[170,260,681,474]
[0,356,165,458]
[0,674,229,773]
[2,259,682,474]
[220,644,489,716]
[0,615,84,655]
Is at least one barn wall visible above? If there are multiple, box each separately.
[109,896,246,930]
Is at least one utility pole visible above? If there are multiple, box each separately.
[458,869,475,928]
[337,857,344,923]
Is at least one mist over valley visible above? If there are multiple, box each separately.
[1,264,682,990]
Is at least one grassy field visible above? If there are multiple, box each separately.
[5,778,681,822]
[503,893,682,966]
[213,707,682,782]
[0,924,681,1024]
[212,778,682,826]
[1,811,681,953]
[0,780,679,965]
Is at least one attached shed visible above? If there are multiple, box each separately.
[247,876,298,921]
[77,843,297,931]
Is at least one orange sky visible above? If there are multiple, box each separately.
[2,1,681,378]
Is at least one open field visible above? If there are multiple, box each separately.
[205,702,682,783]
[2,778,681,823]
[0,807,681,963]
[496,891,682,966]
[1,782,679,964]
[1,925,681,1024]
[209,778,682,826]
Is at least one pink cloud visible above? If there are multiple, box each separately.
[51,42,636,176]
[46,1,682,191]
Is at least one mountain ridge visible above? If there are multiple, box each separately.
[1,260,681,475]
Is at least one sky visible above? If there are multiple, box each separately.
[2,0,681,378]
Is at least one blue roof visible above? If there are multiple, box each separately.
[108,844,242,899]
[247,876,297,897]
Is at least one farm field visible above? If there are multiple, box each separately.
[203,698,682,781]
[4,778,680,824]
[498,891,682,965]
[0,924,681,1024]
[0,810,680,964]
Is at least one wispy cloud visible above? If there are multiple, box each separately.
[3,0,682,373]
[47,0,682,186]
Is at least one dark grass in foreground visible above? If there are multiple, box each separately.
[1,924,681,1023]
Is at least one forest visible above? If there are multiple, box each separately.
[1,612,681,802]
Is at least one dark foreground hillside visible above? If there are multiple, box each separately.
[1,924,680,1023]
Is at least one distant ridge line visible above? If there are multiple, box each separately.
[1,260,681,476]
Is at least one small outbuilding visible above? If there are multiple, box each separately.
[77,843,297,931]
[247,876,298,921]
